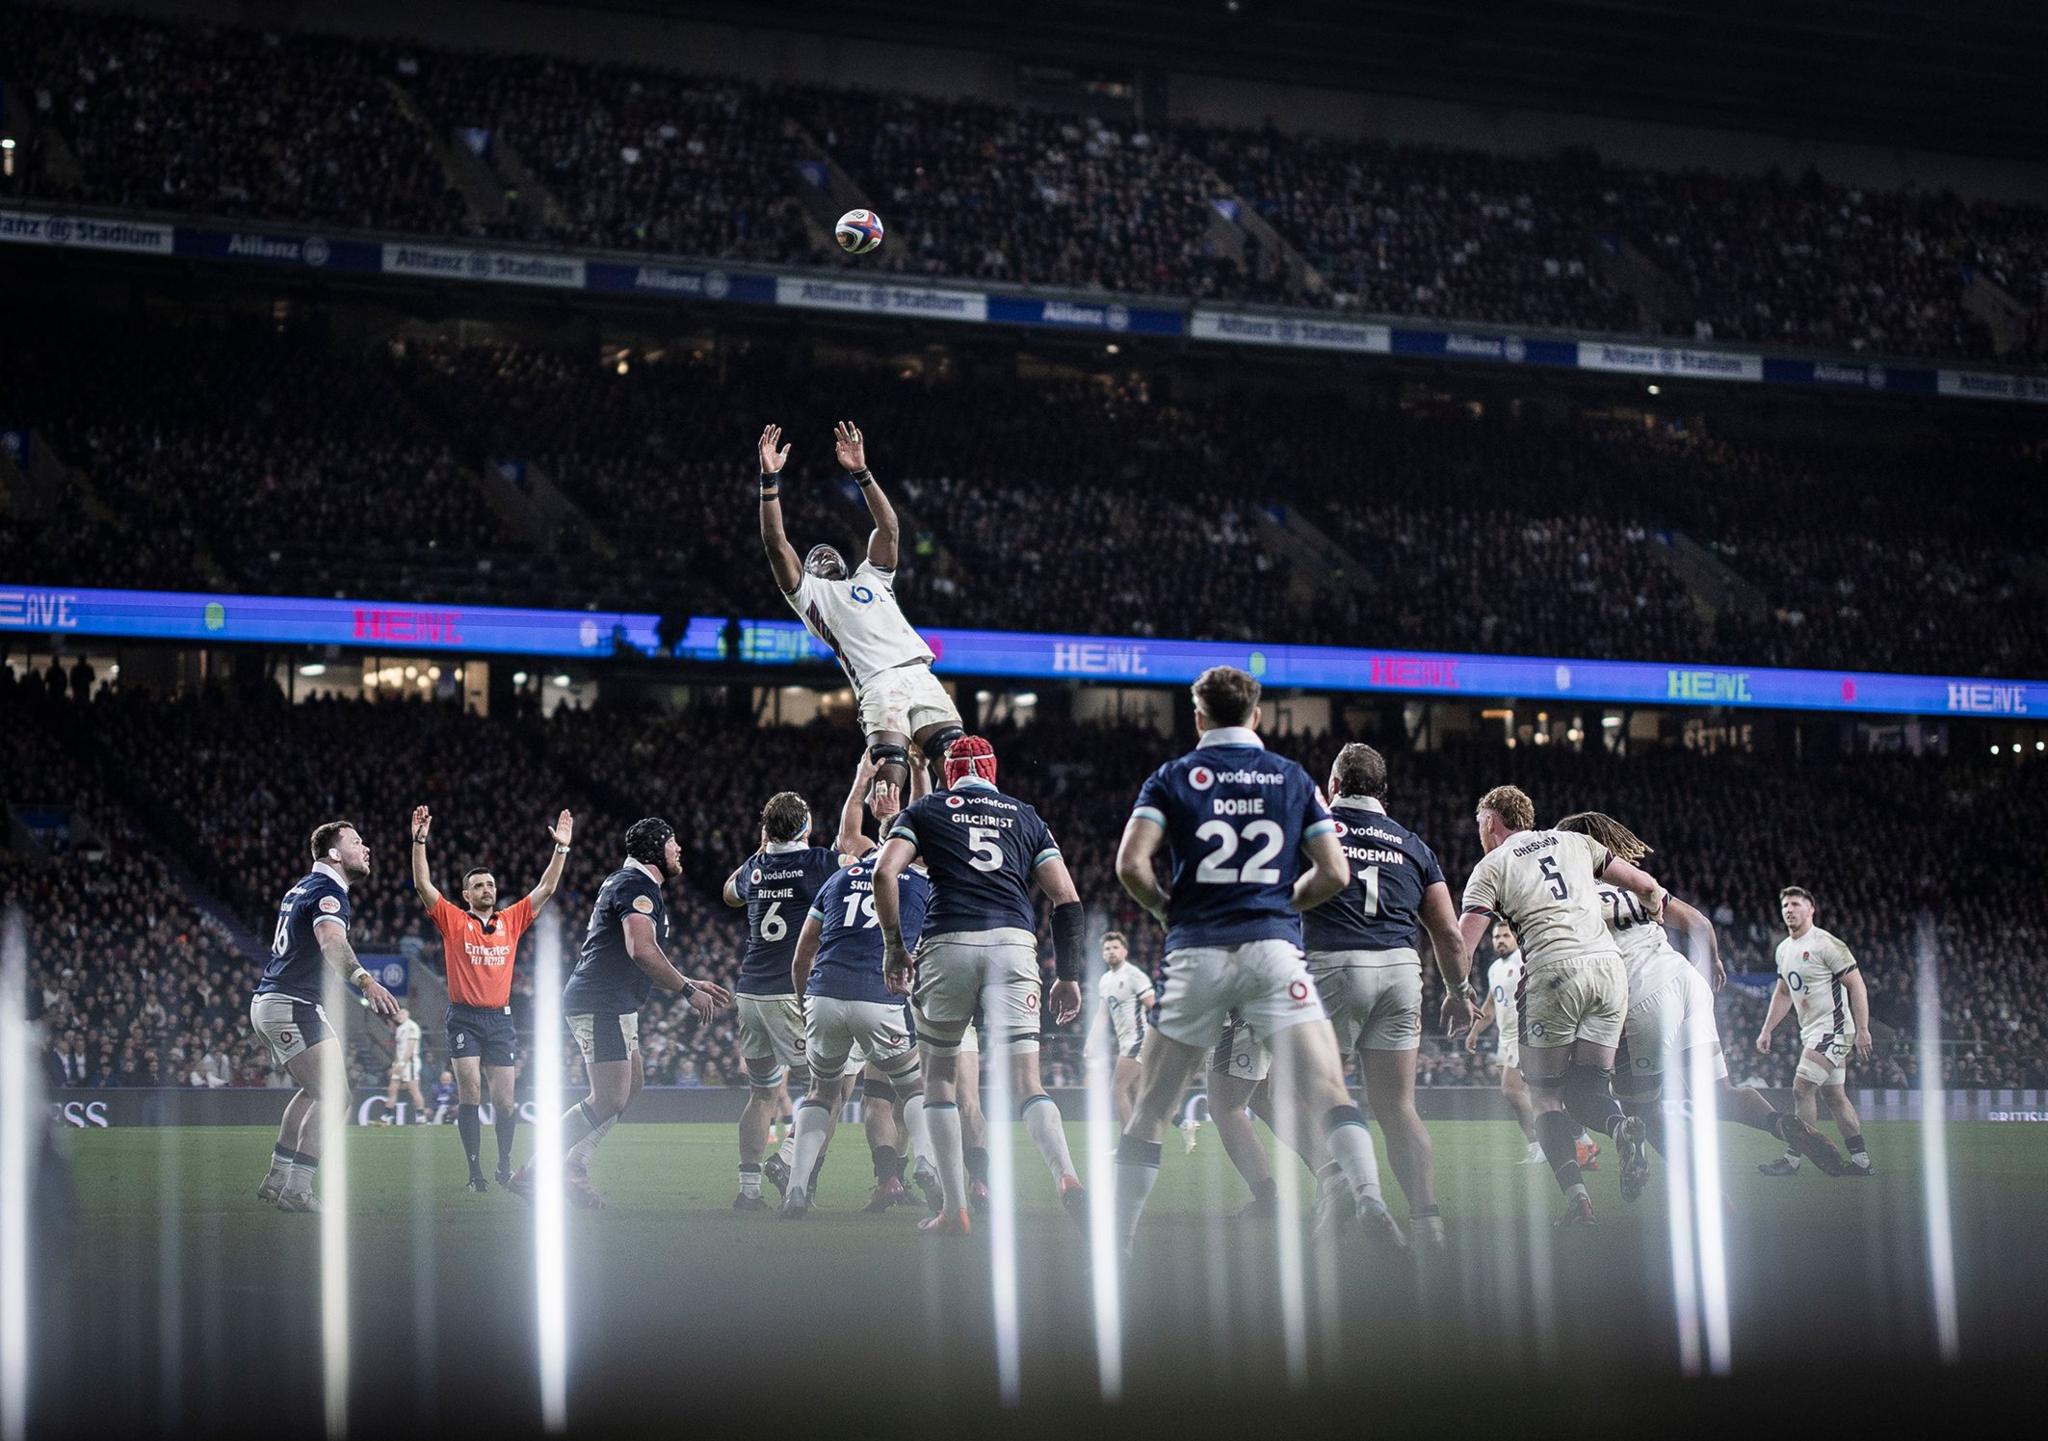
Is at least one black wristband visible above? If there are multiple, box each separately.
[854,468,876,487]
[1051,901,1086,983]
[758,472,780,493]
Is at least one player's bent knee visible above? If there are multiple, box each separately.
[1795,1055,1832,1087]
[744,1055,786,1091]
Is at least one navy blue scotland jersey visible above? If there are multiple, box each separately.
[733,844,842,995]
[1303,798,1446,954]
[256,865,353,1004]
[564,862,671,1015]
[887,779,1060,936]
[1130,730,1334,952]
[808,862,931,1004]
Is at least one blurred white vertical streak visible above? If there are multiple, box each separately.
[1268,1062,1308,1390]
[983,997,1021,1406]
[534,914,569,1431]
[1915,913,1959,1363]
[319,954,351,1439]
[1661,1054,1702,1377]
[1082,1028,1123,1402]
[1685,1041,1731,1375]
[0,911,30,1441]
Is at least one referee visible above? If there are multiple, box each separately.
[411,803,575,1191]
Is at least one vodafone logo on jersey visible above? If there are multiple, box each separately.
[750,868,764,885]
[1188,766,1216,791]
[1332,820,1349,838]
[945,795,966,809]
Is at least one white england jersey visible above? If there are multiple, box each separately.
[1460,829,1620,976]
[395,1018,421,1060]
[1095,963,1156,1052]
[1595,882,1689,997]
[1486,953,1522,1051]
[1774,926,1858,1035]
[784,558,934,690]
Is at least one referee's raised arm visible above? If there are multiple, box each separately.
[409,805,443,911]
[758,424,802,594]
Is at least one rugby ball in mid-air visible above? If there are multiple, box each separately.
[835,209,884,255]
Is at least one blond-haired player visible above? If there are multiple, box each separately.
[1453,785,1667,1226]
[1757,886,1874,1176]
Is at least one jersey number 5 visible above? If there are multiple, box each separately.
[1194,820,1284,885]
[968,826,1004,873]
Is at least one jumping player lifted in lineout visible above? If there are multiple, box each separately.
[758,421,965,806]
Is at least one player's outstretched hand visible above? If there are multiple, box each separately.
[411,805,432,843]
[363,978,401,1022]
[759,424,790,475]
[547,809,574,847]
[1048,979,1082,1027]
[1439,987,1475,1036]
[870,778,902,822]
[1464,1022,1483,1054]
[884,939,913,996]
[1853,1032,1873,1061]
[833,420,866,473]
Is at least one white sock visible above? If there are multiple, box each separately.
[1324,1114,1384,1205]
[284,1159,315,1196]
[902,1094,932,1169]
[926,1102,966,1211]
[1115,1139,1163,1246]
[737,1165,762,1198]
[789,1102,832,1198]
[777,1121,799,1167]
[569,1115,615,1170]
[1021,1094,1077,1183]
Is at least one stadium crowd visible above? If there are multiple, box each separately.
[8,670,2044,1096]
[10,3,2046,361]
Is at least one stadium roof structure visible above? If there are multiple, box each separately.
[595,0,2048,164]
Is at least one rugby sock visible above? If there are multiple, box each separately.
[1114,1135,1163,1247]
[265,1144,293,1188]
[494,1109,518,1171]
[871,1145,901,1182]
[965,1145,991,1187]
[559,1098,600,1157]
[1537,1109,1585,1196]
[791,1100,832,1197]
[737,1162,763,1199]
[284,1152,319,1197]
[1845,1133,1870,1169]
[926,1102,966,1211]
[777,1121,799,1169]
[1323,1105,1384,1205]
[1021,1094,1078,1182]
[457,1104,484,1179]
[902,1094,931,1171]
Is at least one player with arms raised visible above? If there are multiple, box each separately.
[1111,667,1397,1253]
[1453,786,1666,1226]
[410,803,575,1191]
[508,819,733,1206]
[758,420,964,803]
[1757,886,1874,1177]
[251,820,400,1211]
[722,759,876,1209]
[875,735,1089,1235]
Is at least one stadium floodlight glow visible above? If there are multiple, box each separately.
[1012,692,1038,707]
[533,916,570,1431]
[982,1002,1023,1406]
[1,912,30,1441]
[1915,914,1960,1363]
[1082,1007,1124,1402]
[0,139,13,151]
[298,663,327,676]
[319,947,353,1438]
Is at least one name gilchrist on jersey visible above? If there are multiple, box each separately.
[890,781,1059,935]
[565,860,671,1015]
[734,843,842,995]
[1131,730,1334,951]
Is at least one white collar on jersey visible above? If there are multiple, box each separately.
[1332,795,1387,814]
[311,859,351,891]
[625,857,665,884]
[762,840,807,854]
[952,776,997,791]
[1197,725,1263,749]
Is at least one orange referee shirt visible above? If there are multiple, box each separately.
[430,895,535,1009]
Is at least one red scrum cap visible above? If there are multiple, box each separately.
[942,735,998,788]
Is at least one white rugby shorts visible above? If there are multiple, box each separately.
[807,996,915,1081]
[1620,965,1726,1083]
[913,928,1041,1055]
[857,662,959,739]
[1155,939,1325,1051]
[250,993,333,1069]
[1518,955,1627,1051]
[737,994,806,1086]
[1310,948,1423,1053]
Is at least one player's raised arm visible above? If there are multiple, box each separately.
[315,913,400,1020]
[525,809,575,913]
[1662,894,1726,989]
[758,424,802,594]
[1599,853,1669,920]
[622,911,733,1019]
[1115,815,1170,924]
[872,835,917,994]
[409,805,443,911]
[835,420,898,571]
[837,753,880,858]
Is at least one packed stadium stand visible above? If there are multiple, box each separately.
[7,3,2045,362]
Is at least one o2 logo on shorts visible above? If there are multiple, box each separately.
[1288,979,1310,1002]
[850,585,875,605]
[1188,766,1215,791]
